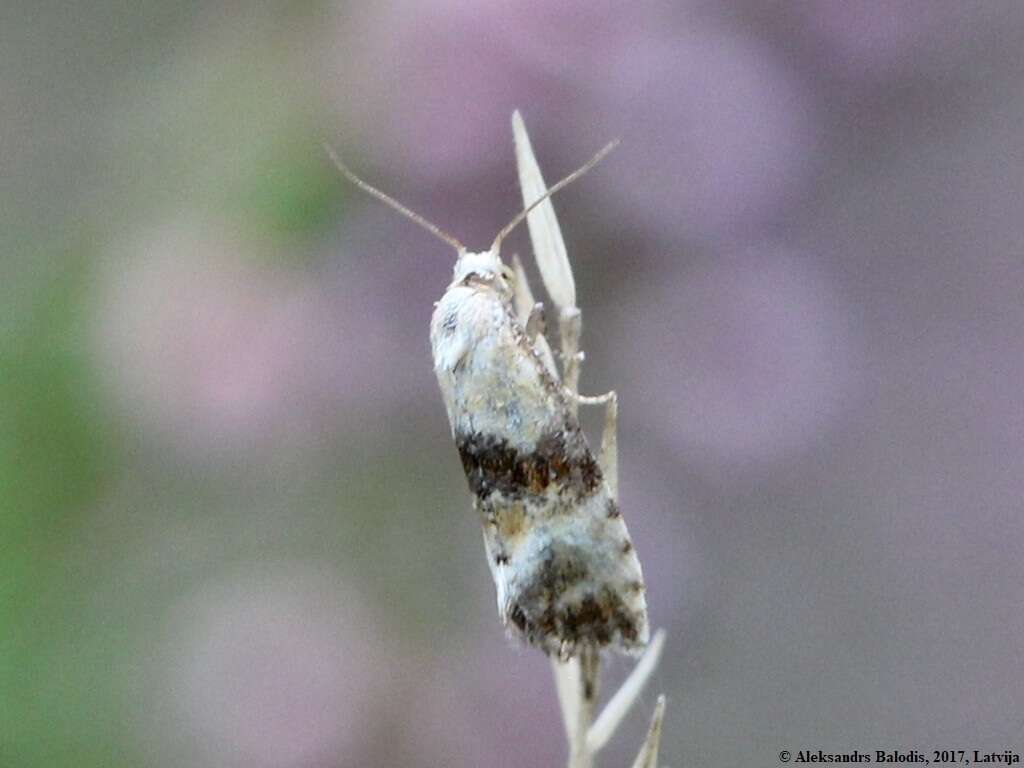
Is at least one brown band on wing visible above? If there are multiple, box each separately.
[456,429,602,501]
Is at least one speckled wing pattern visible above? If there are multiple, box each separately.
[431,272,648,658]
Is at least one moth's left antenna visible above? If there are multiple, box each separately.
[324,143,465,253]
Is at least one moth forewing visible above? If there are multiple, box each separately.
[429,248,648,657]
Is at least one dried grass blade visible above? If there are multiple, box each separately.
[512,110,576,310]
[587,629,666,753]
[629,695,666,768]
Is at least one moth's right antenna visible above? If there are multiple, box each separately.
[491,139,619,253]
[324,143,466,253]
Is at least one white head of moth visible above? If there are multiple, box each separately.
[326,141,648,659]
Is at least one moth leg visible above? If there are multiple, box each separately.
[525,301,546,343]
[599,391,618,501]
[567,389,618,500]
[571,390,615,406]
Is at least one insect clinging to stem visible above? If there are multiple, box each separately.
[325,126,648,659]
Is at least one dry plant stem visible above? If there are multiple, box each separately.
[559,311,611,768]
[513,109,667,768]
[559,307,583,417]
[552,654,582,742]
[568,646,601,768]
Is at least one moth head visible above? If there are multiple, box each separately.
[452,250,515,296]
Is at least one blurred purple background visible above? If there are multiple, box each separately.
[4,2,1024,766]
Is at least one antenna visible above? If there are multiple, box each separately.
[324,143,466,253]
[491,139,619,253]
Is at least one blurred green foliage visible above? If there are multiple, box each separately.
[0,6,344,762]
[0,246,120,764]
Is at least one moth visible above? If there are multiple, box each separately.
[326,136,648,658]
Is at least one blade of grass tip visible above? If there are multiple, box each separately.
[512,110,576,310]
[586,629,666,753]
[629,695,666,768]
[513,254,560,378]
[551,656,581,744]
